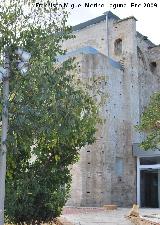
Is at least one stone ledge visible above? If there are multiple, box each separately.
[103,204,118,210]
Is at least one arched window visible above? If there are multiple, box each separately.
[114,38,122,55]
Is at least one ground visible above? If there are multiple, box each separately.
[59,207,160,225]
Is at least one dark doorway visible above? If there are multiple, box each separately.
[140,169,158,208]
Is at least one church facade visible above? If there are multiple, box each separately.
[61,11,160,207]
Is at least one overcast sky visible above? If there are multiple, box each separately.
[62,0,159,45]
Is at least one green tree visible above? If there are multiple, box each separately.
[137,92,160,150]
[0,1,100,224]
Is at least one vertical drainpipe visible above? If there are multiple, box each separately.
[104,11,109,57]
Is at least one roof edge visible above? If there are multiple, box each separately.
[137,31,155,47]
[72,11,119,32]
[115,16,137,24]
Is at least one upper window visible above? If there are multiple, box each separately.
[150,62,157,73]
[114,38,122,55]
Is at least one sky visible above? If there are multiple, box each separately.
[60,0,159,45]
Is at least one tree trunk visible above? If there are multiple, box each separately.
[0,50,10,225]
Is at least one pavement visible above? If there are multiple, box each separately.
[61,207,132,225]
[60,207,160,225]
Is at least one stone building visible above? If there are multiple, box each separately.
[61,11,160,207]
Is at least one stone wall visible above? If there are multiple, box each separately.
[67,52,111,206]
[66,49,137,207]
[63,20,107,55]
[63,12,160,207]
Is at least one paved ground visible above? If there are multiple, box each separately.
[61,207,160,225]
[139,208,160,224]
[61,208,132,225]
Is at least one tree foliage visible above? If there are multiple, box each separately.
[137,92,160,150]
[0,1,100,224]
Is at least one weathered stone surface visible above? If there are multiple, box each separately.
[62,12,160,207]
[103,204,118,210]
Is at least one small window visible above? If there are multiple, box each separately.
[150,62,157,73]
[115,157,124,176]
[114,38,122,55]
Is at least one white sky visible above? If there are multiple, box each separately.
[61,0,160,45]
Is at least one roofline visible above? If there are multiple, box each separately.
[72,11,119,32]
[133,143,160,157]
[72,15,106,31]
[56,46,123,70]
[115,16,137,24]
[137,31,155,47]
